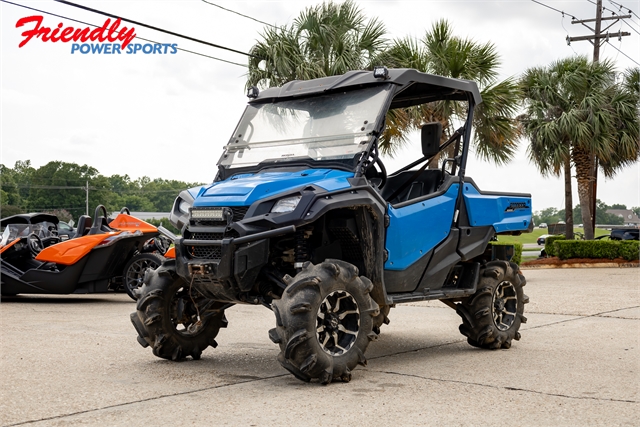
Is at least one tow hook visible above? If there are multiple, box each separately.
[189,264,213,275]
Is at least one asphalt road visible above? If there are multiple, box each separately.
[1,268,638,426]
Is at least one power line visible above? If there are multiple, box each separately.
[531,0,578,20]
[587,0,616,16]
[200,0,278,29]
[0,0,247,67]
[608,0,640,20]
[621,18,640,35]
[605,40,640,66]
[52,0,258,58]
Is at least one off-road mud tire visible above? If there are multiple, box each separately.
[130,261,227,361]
[456,260,529,350]
[270,259,379,384]
[372,305,391,335]
[123,253,164,301]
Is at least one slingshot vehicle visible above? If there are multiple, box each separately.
[1,206,170,299]
[131,68,532,384]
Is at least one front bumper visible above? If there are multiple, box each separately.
[175,225,295,301]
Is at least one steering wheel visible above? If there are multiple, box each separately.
[120,207,131,214]
[153,236,171,254]
[27,233,44,256]
[42,235,61,247]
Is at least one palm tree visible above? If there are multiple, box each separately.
[246,0,386,89]
[248,13,521,165]
[519,57,639,240]
[518,58,587,239]
[378,20,521,164]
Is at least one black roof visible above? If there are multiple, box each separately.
[250,68,482,107]
[1,213,59,228]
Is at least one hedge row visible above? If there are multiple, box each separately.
[554,240,639,261]
[490,242,523,265]
[544,235,566,257]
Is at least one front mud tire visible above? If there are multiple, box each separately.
[130,261,227,361]
[270,260,379,384]
[457,261,529,350]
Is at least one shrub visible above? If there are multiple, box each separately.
[490,242,523,265]
[555,240,639,261]
[619,241,640,261]
[545,235,565,257]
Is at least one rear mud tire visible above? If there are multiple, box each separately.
[457,261,528,350]
[123,253,164,301]
[130,262,227,361]
[270,260,379,384]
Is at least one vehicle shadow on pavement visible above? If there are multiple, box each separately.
[128,330,473,385]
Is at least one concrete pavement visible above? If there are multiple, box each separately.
[1,268,638,426]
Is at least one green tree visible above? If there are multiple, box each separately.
[27,161,103,218]
[378,20,521,163]
[573,200,624,226]
[533,207,562,226]
[0,161,204,223]
[247,0,386,89]
[519,57,639,240]
[1,160,36,215]
[138,178,199,212]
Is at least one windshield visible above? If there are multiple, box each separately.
[0,222,57,247]
[219,85,391,169]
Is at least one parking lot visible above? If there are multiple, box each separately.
[1,267,638,426]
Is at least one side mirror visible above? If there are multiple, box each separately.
[421,122,442,158]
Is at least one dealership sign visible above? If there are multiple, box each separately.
[15,15,177,54]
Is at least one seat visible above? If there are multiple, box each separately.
[73,215,92,238]
[88,216,110,235]
[406,182,424,201]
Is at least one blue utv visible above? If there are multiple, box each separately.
[131,68,532,384]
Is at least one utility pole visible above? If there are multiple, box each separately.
[567,0,632,235]
[85,180,89,216]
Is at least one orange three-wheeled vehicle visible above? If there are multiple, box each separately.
[0,205,175,300]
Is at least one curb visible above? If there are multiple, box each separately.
[521,262,638,269]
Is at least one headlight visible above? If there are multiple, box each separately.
[191,208,224,220]
[171,189,196,232]
[271,196,301,213]
[179,199,192,215]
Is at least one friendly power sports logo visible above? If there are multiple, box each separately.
[15,15,178,54]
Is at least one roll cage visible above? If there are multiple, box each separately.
[216,68,482,186]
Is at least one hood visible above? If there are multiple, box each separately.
[191,169,353,207]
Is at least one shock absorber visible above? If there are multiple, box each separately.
[294,228,309,271]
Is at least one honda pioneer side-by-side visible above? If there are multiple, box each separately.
[131,68,532,384]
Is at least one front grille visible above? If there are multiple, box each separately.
[183,228,240,261]
[230,206,248,221]
[185,232,224,240]
[184,230,222,260]
[183,206,247,261]
[196,220,226,226]
[189,245,222,260]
